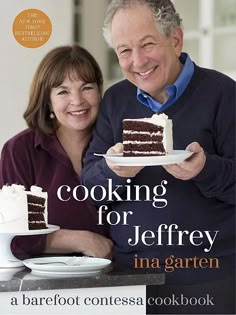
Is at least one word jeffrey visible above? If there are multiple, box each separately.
[127,224,218,252]
[97,206,219,252]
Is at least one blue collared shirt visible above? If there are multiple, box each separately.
[137,53,194,113]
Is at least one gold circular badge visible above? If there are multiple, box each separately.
[12,8,52,48]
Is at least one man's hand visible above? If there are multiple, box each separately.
[106,142,144,177]
[163,142,206,180]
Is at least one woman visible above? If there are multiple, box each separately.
[0,45,113,259]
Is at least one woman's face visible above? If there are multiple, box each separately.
[50,75,100,134]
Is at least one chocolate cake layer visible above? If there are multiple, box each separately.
[28,213,45,221]
[29,222,47,230]
[124,151,166,157]
[27,194,45,205]
[28,204,45,212]
[123,133,163,142]
[124,143,165,152]
[123,121,164,132]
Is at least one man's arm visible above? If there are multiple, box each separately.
[164,77,235,205]
[81,91,130,205]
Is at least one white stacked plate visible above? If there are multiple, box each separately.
[23,256,111,276]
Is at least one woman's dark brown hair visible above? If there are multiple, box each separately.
[24,45,103,134]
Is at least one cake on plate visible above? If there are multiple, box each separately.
[122,113,173,157]
[0,184,48,232]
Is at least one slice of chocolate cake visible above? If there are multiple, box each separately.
[0,184,48,232]
[27,193,47,230]
[122,114,173,157]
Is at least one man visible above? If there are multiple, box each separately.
[81,0,235,312]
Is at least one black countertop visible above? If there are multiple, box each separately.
[0,265,165,292]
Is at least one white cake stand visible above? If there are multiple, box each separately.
[0,224,59,268]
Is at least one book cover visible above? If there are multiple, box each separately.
[0,1,235,315]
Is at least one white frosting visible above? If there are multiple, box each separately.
[0,184,48,232]
[123,130,162,136]
[123,141,161,144]
[141,113,170,127]
[124,151,165,155]
[0,186,28,232]
[124,113,169,126]
[30,185,43,194]
[124,114,173,154]
[12,184,25,191]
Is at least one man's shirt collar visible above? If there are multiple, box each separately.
[137,52,194,112]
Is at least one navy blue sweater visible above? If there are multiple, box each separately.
[81,65,235,283]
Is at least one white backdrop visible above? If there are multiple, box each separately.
[0,0,73,151]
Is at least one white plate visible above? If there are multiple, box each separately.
[0,224,60,236]
[94,150,193,166]
[23,256,111,276]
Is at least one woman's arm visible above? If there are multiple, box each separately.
[44,229,113,259]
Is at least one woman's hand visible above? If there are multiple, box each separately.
[162,142,206,180]
[105,142,144,177]
[79,231,113,259]
[44,229,113,259]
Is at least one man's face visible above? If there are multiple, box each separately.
[111,5,183,102]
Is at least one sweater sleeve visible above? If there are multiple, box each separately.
[81,90,129,206]
[0,133,47,259]
[193,153,235,205]
[193,78,235,205]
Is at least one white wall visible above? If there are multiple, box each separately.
[0,0,73,151]
[80,0,108,86]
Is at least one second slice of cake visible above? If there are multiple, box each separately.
[122,113,173,157]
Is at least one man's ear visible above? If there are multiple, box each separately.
[171,27,183,57]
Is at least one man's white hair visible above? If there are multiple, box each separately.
[103,0,183,48]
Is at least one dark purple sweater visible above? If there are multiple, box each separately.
[81,65,235,283]
[0,129,108,258]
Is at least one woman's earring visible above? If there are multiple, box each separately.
[50,112,55,119]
